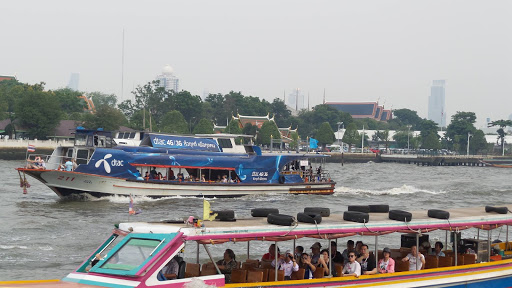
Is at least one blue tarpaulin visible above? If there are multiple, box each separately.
[309,138,319,149]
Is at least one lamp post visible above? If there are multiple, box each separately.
[361,125,365,154]
[189,117,196,134]
[467,132,472,157]
[407,125,412,153]
[336,122,344,146]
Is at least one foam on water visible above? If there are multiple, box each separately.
[334,184,447,196]
[87,194,181,203]
[0,245,28,250]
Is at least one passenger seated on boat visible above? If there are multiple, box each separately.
[201,174,206,182]
[429,242,445,258]
[64,158,73,171]
[295,246,304,260]
[310,242,322,265]
[159,256,179,280]
[168,169,175,180]
[262,244,280,261]
[216,249,238,283]
[144,171,149,181]
[341,240,355,263]
[221,175,228,183]
[177,173,184,181]
[342,252,361,277]
[299,253,316,279]
[402,245,425,271]
[420,241,432,255]
[377,247,395,273]
[330,241,344,264]
[271,250,299,280]
[355,241,363,257]
[358,244,377,275]
[150,167,157,179]
[157,172,164,180]
[318,249,336,276]
[86,253,103,272]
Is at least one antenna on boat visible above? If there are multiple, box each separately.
[121,28,125,102]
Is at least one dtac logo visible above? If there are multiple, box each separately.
[95,154,124,173]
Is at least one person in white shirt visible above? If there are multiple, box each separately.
[402,245,425,270]
[272,250,299,280]
[342,251,361,277]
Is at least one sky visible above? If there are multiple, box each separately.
[1,0,511,128]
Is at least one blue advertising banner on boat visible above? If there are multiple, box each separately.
[149,134,221,152]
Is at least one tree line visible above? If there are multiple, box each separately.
[0,79,508,154]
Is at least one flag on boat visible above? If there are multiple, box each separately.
[27,144,35,153]
[128,195,141,215]
[203,199,217,221]
[309,138,319,149]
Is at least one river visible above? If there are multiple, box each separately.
[1,160,511,280]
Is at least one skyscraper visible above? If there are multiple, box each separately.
[156,65,179,93]
[287,88,304,111]
[67,73,80,91]
[428,80,446,127]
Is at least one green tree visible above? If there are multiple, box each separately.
[289,131,299,150]
[316,122,336,149]
[82,105,127,131]
[15,84,62,139]
[89,91,118,107]
[393,129,409,148]
[52,88,85,114]
[392,108,423,128]
[469,130,488,155]
[376,130,391,150]
[119,80,168,126]
[242,123,257,136]
[257,121,281,146]
[193,118,214,134]
[160,110,188,134]
[445,111,477,153]
[342,123,360,150]
[488,120,512,155]
[225,119,242,134]
[422,131,441,150]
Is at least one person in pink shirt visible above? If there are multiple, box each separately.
[378,247,395,273]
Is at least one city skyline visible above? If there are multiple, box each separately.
[1,0,511,129]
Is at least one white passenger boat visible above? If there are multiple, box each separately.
[16,128,335,198]
[4,204,512,287]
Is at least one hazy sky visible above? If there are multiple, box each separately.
[2,0,511,128]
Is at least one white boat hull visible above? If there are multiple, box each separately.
[22,169,335,198]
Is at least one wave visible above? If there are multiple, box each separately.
[0,245,28,250]
[334,184,447,196]
[85,194,182,203]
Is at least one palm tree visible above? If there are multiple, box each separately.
[488,120,512,156]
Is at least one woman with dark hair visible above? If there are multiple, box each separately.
[318,249,336,276]
[216,249,237,283]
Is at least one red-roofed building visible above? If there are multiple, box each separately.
[232,113,274,129]
[0,75,16,82]
[326,102,392,122]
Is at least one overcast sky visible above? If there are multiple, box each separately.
[2,0,511,128]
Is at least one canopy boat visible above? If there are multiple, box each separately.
[16,128,335,198]
[5,204,512,287]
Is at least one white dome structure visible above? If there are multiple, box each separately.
[162,65,174,75]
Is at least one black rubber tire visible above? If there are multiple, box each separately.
[428,209,450,219]
[212,210,235,219]
[278,175,285,184]
[343,211,369,223]
[304,207,330,217]
[251,208,279,217]
[369,205,389,213]
[486,206,508,214]
[267,214,295,226]
[389,210,412,222]
[297,212,322,224]
[348,205,370,213]
[494,207,509,214]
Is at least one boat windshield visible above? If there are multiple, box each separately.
[90,233,176,276]
[101,238,162,271]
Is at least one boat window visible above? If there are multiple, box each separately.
[74,133,87,146]
[90,233,177,276]
[130,132,136,139]
[66,148,74,159]
[76,149,89,165]
[217,138,233,149]
[100,238,162,271]
[117,132,124,139]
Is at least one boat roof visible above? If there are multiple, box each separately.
[118,204,512,243]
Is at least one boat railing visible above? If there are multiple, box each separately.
[25,154,88,171]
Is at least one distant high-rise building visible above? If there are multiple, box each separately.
[428,80,446,127]
[67,73,80,91]
[156,65,179,93]
[288,88,305,111]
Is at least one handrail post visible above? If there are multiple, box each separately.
[202,244,222,275]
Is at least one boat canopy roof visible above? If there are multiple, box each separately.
[118,205,512,243]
